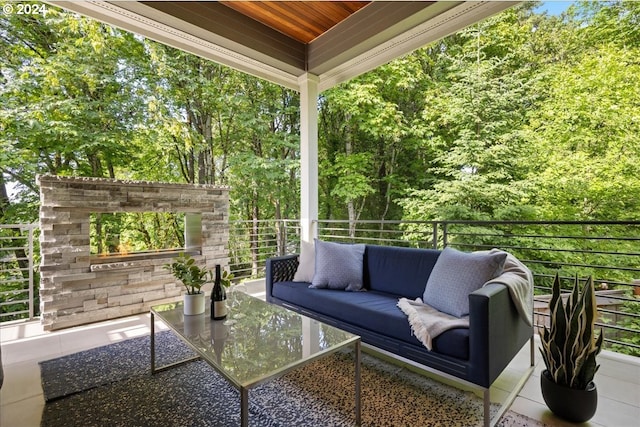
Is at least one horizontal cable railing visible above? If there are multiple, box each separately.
[316,219,640,357]
[0,224,37,322]
[227,219,300,282]
[2,219,639,358]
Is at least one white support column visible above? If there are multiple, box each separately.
[298,73,319,243]
[302,316,320,357]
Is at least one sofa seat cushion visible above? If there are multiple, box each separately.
[272,281,469,360]
[430,327,469,360]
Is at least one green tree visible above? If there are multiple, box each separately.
[526,16,640,220]
[0,5,148,222]
[144,44,242,185]
[399,8,540,224]
[319,52,433,231]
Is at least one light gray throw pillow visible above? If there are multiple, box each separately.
[310,239,365,291]
[422,247,507,317]
[293,239,315,282]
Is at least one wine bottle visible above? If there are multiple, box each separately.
[211,264,227,320]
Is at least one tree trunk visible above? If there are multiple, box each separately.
[95,213,104,255]
[345,128,357,239]
[0,174,9,220]
[274,199,285,256]
[197,151,206,184]
[250,194,260,277]
[379,145,397,238]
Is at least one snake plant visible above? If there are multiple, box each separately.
[540,273,604,389]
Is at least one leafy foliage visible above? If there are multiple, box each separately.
[163,253,233,295]
[2,2,638,228]
[164,253,212,295]
[89,212,184,255]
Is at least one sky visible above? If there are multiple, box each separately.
[536,1,575,16]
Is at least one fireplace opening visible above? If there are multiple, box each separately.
[88,212,203,267]
[90,212,186,256]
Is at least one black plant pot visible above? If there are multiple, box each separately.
[541,369,598,423]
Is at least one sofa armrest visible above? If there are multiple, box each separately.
[467,283,532,387]
[265,254,299,302]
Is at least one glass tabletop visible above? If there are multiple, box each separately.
[151,291,359,389]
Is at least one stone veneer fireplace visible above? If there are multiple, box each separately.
[38,175,230,330]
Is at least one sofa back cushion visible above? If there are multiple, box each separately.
[364,245,441,298]
[422,247,507,317]
[311,239,366,291]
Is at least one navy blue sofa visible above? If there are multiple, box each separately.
[266,244,533,426]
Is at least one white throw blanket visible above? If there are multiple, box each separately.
[483,249,534,327]
[397,298,469,350]
[398,250,534,351]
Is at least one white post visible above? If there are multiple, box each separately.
[302,316,320,357]
[298,73,319,244]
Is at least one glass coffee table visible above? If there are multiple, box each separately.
[150,291,361,427]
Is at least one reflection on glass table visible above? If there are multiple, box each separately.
[150,290,361,427]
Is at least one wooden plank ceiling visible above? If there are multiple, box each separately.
[220,1,370,44]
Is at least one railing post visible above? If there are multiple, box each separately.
[442,222,448,249]
[432,221,439,249]
[28,225,34,320]
[281,219,288,256]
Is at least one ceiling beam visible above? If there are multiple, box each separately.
[308,1,435,74]
[141,1,306,71]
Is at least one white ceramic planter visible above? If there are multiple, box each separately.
[183,292,205,315]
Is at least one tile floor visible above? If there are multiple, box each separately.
[1,285,639,427]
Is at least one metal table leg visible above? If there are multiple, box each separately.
[241,387,249,427]
[149,311,199,374]
[150,311,156,374]
[355,339,361,426]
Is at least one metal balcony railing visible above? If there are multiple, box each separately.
[316,219,640,357]
[0,224,38,322]
[2,219,639,358]
[227,219,300,280]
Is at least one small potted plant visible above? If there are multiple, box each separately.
[539,273,604,423]
[164,253,212,315]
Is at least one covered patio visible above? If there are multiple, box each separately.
[3,1,640,426]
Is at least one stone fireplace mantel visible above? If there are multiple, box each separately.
[38,175,230,330]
